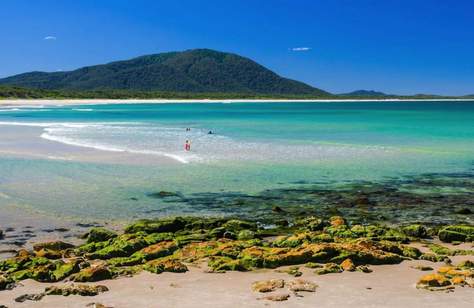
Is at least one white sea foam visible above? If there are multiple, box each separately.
[0,120,398,165]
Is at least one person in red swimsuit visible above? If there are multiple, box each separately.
[185,140,191,151]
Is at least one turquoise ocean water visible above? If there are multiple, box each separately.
[0,101,473,221]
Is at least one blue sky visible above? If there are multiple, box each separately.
[1,0,473,95]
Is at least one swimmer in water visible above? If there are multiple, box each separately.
[185,140,191,151]
[208,130,213,135]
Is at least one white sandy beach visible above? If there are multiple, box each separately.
[1,98,474,107]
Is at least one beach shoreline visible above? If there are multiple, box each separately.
[1,98,474,107]
[1,214,473,308]
[1,258,473,308]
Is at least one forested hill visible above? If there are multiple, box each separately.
[0,49,328,96]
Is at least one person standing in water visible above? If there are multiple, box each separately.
[185,140,191,151]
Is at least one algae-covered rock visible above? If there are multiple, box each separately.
[451,276,466,285]
[208,256,244,272]
[35,248,62,259]
[416,273,451,290]
[355,265,372,273]
[340,258,356,271]
[144,259,188,274]
[237,230,255,241]
[315,263,343,275]
[125,217,187,234]
[222,219,256,230]
[86,228,117,243]
[329,216,346,227]
[134,241,178,261]
[273,233,312,248]
[438,225,474,243]
[287,278,317,292]
[401,224,428,238]
[0,275,15,291]
[411,265,434,271]
[174,233,209,246]
[276,266,302,277]
[14,293,45,303]
[75,241,110,255]
[45,283,109,296]
[427,244,453,256]
[400,245,422,259]
[259,293,290,301]
[294,216,326,231]
[251,279,285,292]
[419,253,446,263]
[33,241,74,252]
[73,264,113,282]
[107,255,143,267]
[305,262,322,269]
[87,233,148,259]
[52,259,81,281]
[457,260,474,269]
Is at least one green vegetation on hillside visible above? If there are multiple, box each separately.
[0,49,328,96]
[0,86,332,99]
[1,85,470,100]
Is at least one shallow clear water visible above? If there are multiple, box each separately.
[0,101,473,221]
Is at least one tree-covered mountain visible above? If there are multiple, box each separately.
[0,49,328,96]
[340,90,388,97]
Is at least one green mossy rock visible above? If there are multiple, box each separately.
[51,260,81,281]
[208,256,245,272]
[75,241,106,254]
[175,233,209,246]
[457,260,474,269]
[428,244,453,256]
[237,230,255,241]
[87,233,148,259]
[144,259,188,274]
[401,224,428,238]
[438,225,474,243]
[133,240,178,261]
[294,217,326,231]
[34,248,62,259]
[276,266,302,277]
[45,284,109,296]
[107,255,144,267]
[221,220,257,232]
[124,217,187,234]
[86,227,117,243]
[419,253,447,263]
[73,265,113,282]
[315,262,343,275]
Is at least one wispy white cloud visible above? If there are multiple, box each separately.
[291,47,311,51]
[44,36,57,40]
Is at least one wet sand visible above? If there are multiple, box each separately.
[0,256,473,308]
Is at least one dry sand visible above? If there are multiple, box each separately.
[0,256,473,308]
